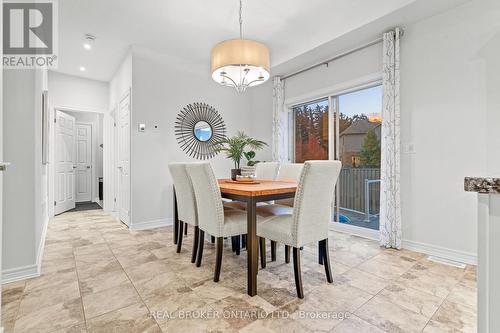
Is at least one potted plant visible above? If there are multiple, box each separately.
[215,131,267,180]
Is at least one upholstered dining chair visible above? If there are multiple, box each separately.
[168,162,200,263]
[257,160,342,298]
[186,162,250,282]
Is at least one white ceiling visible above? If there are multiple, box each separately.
[57,0,427,81]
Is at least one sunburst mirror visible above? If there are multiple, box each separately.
[175,103,226,160]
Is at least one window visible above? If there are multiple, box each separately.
[290,84,382,231]
[292,99,329,163]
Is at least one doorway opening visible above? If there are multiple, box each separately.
[53,109,104,215]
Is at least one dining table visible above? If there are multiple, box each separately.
[217,179,297,296]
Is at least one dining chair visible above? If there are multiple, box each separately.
[186,162,250,282]
[257,160,342,298]
[275,163,304,207]
[168,162,200,263]
[224,161,279,212]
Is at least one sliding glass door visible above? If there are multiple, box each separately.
[290,84,382,231]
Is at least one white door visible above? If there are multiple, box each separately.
[75,123,92,202]
[118,93,131,225]
[55,111,76,215]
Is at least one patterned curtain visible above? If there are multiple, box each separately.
[380,28,402,249]
[272,77,287,162]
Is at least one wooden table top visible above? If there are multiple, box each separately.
[218,179,297,197]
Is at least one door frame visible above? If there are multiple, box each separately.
[116,90,131,226]
[74,121,96,203]
[49,106,106,218]
[284,73,382,240]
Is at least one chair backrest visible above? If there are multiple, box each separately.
[277,163,304,182]
[185,162,224,237]
[255,162,279,180]
[291,160,342,246]
[168,163,197,225]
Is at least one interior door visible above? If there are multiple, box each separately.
[55,111,76,214]
[75,123,92,202]
[118,93,131,225]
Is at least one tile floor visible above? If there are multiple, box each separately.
[1,210,477,333]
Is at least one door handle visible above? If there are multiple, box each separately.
[86,165,91,169]
[72,166,77,169]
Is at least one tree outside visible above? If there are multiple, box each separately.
[359,129,381,167]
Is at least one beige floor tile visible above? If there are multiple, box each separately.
[381,282,443,318]
[357,252,417,280]
[446,281,477,309]
[423,300,476,333]
[13,298,84,333]
[331,315,385,332]
[355,294,430,333]
[82,282,142,319]
[86,302,161,333]
[79,268,130,295]
[8,210,478,333]
[18,280,81,314]
[2,280,26,305]
[124,259,172,284]
[397,266,462,299]
[335,268,390,295]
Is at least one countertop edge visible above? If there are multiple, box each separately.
[464,177,500,194]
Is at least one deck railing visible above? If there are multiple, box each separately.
[336,167,381,215]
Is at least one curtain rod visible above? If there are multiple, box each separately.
[281,37,383,81]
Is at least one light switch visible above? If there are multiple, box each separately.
[138,123,146,132]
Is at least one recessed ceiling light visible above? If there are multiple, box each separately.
[79,66,86,72]
[83,34,96,50]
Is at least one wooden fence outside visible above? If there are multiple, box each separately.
[336,167,381,214]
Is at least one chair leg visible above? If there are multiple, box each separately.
[259,237,266,268]
[320,239,333,283]
[184,224,188,235]
[271,241,277,262]
[191,226,199,263]
[235,235,241,256]
[176,221,183,253]
[196,230,205,267]
[174,220,178,245]
[285,245,290,264]
[318,241,324,265]
[211,236,215,243]
[293,247,304,299]
[231,236,237,252]
[214,237,223,282]
[242,235,247,249]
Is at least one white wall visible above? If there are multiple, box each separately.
[2,68,48,281]
[249,0,500,264]
[48,71,108,112]
[399,0,500,262]
[129,47,256,227]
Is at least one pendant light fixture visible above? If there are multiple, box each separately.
[211,0,270,93]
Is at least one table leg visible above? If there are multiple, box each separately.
[247,197,258,296]
[173,187,178,245]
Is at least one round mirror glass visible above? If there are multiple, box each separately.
[194,121,213,142]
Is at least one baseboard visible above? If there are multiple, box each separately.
[402,239,477,265]
[2,264,40,284]
[2,215,48,284]
[129,218,173,231]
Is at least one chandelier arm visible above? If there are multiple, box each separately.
[221,74,239,88]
